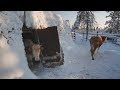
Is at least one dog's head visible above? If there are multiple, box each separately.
[101,36,107,43]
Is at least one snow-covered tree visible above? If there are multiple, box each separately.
[62,20,71,35]
[72,11,96,40]
[64,20,71,30]
[105,11,120,34]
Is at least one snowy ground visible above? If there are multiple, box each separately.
[31,30,120,79]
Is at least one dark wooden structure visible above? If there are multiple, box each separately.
[22,26,60,56]
[22,26,64,68]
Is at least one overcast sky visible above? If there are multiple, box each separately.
[54,11,110,28]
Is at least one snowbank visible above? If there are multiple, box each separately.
[0,11,37,79]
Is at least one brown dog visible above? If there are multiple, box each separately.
[89,36,107,60]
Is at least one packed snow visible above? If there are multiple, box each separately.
[32,25,120,79]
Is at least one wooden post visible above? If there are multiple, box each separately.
[83,32,84,39]
[74,30,76,41]
[97,31,98,36]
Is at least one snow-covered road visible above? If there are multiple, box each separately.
[31,32,120,79]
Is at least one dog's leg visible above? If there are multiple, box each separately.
[90,45,95,60]
[92,47,96,60]
[91,50,94,60]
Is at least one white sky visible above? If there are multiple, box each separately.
[54,11,110,28]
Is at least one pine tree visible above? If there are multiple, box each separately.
[72,11,96,41]
[105,11,120,34]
